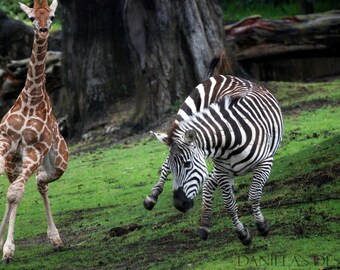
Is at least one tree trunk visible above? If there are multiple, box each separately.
[60,0,225,135]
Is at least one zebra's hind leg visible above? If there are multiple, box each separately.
[198,174,218,240]
[144,157,170,210]
[220,177,252,245]
[249,158,273,237]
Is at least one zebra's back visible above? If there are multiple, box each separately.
[176,75,254,123]
[216,89,283,174]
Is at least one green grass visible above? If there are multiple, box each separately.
[0,79,339,269]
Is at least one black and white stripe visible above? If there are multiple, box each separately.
[145,74,283,244]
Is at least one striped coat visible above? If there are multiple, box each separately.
[145,74,283,245]
[169,75,283,175]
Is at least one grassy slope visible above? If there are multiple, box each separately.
[0,80,339,270]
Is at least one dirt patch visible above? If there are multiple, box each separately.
[52,205,122,249]
[281,99,340,115]
[122,228,232,269]
[280,206,330,238]
[150,212,187,230]
[224,163,339,219]
[131,182,147,187]
[264,180,280,190]
[263,162,340,193]
[17,206,120,250]
[56,205,119,224]
[237,193,248,202]
[17,232,51,247]
[108,224,142,237]
[286,162,339,188]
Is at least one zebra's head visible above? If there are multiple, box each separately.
[152,129,208,212]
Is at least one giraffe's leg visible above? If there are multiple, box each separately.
[3,177,28,262]
[219,177,252,245]
[0,204,11,251]
[249,158,273,236]
[198,173,218,240]
[2,146,42,262]
[36,179,63,249]
[0,134,11,175]
[36,136,68,250]
[0,136,16,251]
[2,203,18,263]
[0,160,21,252]
[144,157,170,210]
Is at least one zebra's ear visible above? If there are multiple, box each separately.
[184,129,197,144]
[150,131,168,145]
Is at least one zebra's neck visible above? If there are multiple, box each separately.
[171,100,237,158]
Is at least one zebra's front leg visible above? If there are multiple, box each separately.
[219,177,252,245]
[144,157,170,210]
[198,174,218,240]
[249,158,273,236]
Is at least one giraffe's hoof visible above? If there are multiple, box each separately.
[144,195,157,210]
[2,254,13,264]
[237,228,252,246]
[256,220,270,236]
[197,227,209,240]
[52,241,64,252]
[53,245,63,252]
[2,244,15,264]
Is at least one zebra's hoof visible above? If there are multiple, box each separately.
[256,220,270,236]
[237,228,252,246]
[197,227,209,240]
[144,195,157,210]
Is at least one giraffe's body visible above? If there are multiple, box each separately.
[0,0,68,262]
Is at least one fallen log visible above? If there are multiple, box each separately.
[225,11,340,81]
[0,51,63,114]
[226,10,340,60]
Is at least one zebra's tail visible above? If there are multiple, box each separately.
[205,52,232,79]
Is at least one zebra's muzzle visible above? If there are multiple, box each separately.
[173,188,194,212]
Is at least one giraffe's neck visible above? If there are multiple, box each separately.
[22,32,49,104]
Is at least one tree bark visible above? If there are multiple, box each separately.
[0,9,33,60]
[60,0,225,135]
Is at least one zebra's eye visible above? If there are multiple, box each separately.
[183,161,191,168]
[29,17,35,22]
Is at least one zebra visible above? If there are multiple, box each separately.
[144,66,283,245]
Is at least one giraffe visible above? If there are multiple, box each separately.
[0,0,68,262]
